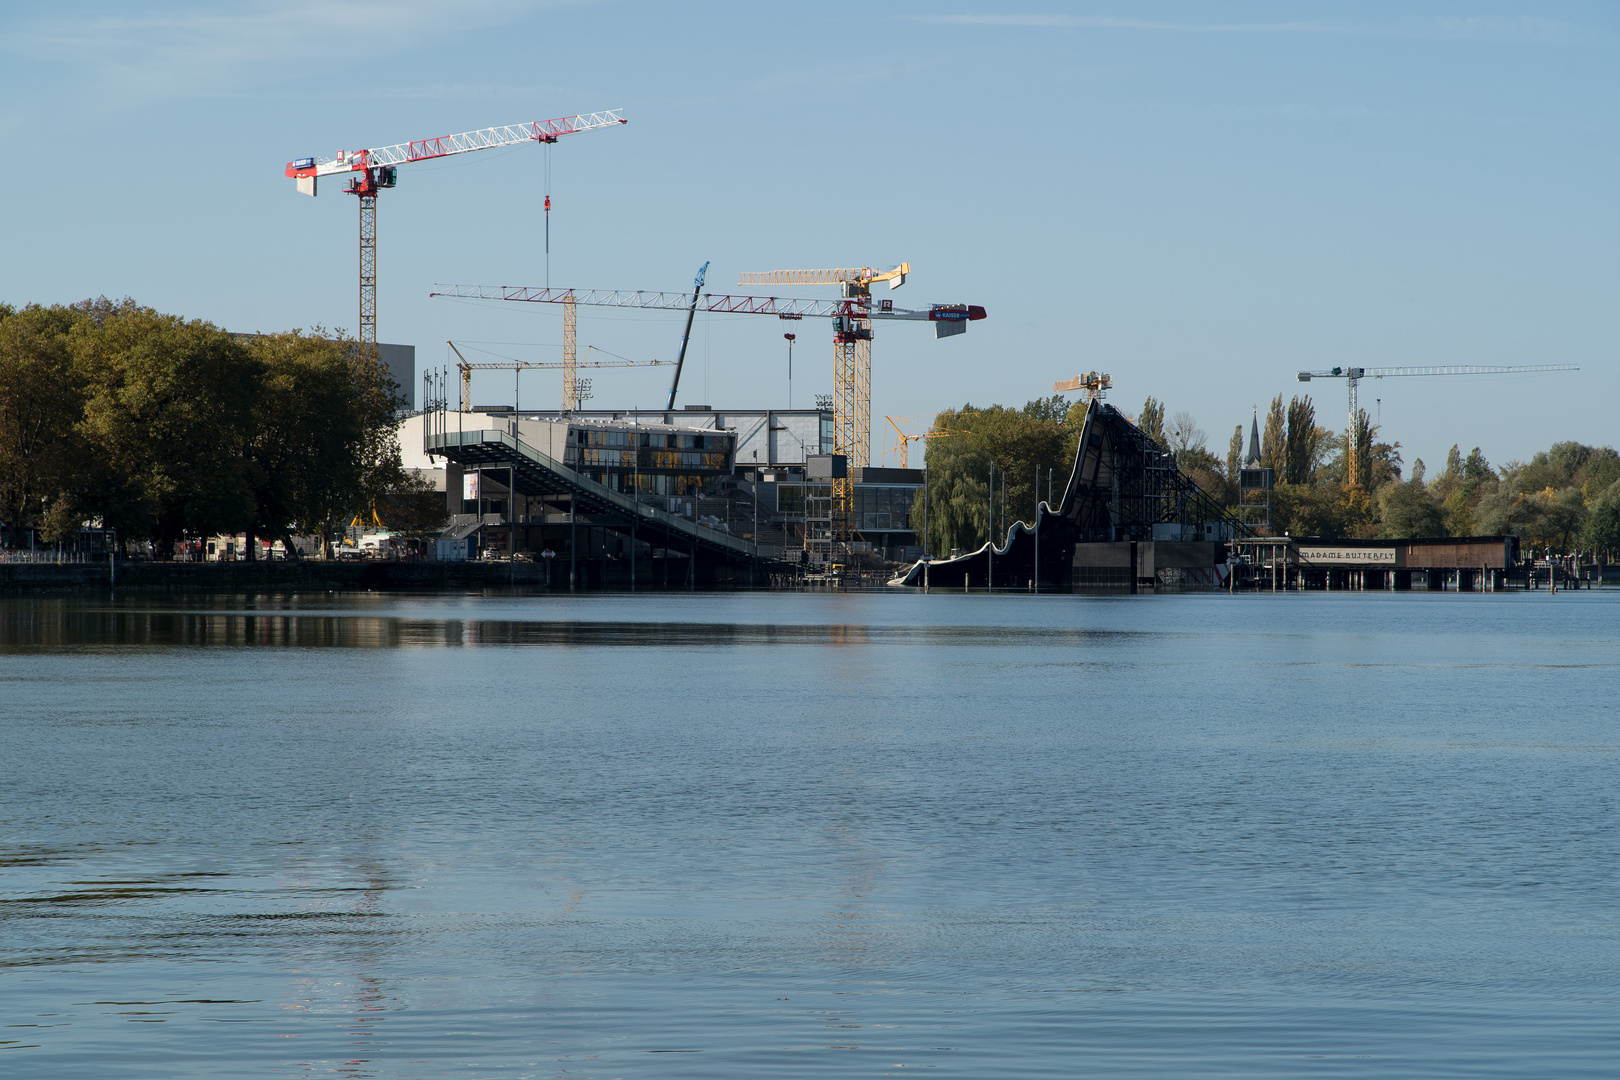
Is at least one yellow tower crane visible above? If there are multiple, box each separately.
[884,416,963,469]
[737,264,910,538]
[1053,371,1112,404]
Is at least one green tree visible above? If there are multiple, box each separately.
[911,400,1070,554]
[1283,395,1321,485]
[0,304,85,544]
[1261,394,1285,475]
[1137,396,1165,446]
[1580,447,1620,502]
[1272,481,1349,537]
[1377,476,1444,538]
[1583,479,1620,557]
[66,299,262,554]
[914,417,991,554]
[241,330,405,558]
[1330,409,1400,490]
[1441,488,1476,537]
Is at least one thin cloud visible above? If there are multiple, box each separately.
[904,12,1609,46]
[907,14,1335,33]
[3,1,597,105]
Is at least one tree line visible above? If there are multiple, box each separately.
[0,299,439,557]
[912,392,1620,558]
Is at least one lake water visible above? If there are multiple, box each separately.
[2,589,1618,1078]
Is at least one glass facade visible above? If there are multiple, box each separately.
[854,485,914,532]
[569,424,733,498]
[777,482,918,535]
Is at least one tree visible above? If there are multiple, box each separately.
[0,304,84,545]
[1377,476,1444,538]
[241,330,404,558]
[1332,409,1400,489]
[1137,396,1165,446]
[911,400,1070,553]
[913,416,991,554]
[1261,394,1285,475]
[1583,479,1620,558]
[1022,394,1069,422]
[1272,481,1349,537]
[67,299,261,554]
[1283,395,1320,485]
[1226,424,1243,487]
[1166,410,1206,461]
[1581,447,1620,502]
[1537,487,1587,552]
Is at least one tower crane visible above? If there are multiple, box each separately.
[1053,371,1112,404]
[430,271,985,544]
[733,264,910,518]
[1297,364,1579,485]
[447,342,669,413]
[284,110,626,346]
[884,416,962,469]
[734,264,914,540]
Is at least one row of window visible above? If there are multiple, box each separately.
[578,448,729,472]
[578,428,723,451]
[587,471,718,497]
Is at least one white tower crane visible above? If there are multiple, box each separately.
[284,110,626,345]
[1297,364,1579,485]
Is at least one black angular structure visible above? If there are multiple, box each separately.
[891,400,1243,591]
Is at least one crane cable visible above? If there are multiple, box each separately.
[544,142,553,289]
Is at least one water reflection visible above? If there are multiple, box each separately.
[0,598,1150,651]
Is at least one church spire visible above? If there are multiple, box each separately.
[1245,407,1262,468]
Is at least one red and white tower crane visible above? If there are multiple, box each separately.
[284,110,626,345]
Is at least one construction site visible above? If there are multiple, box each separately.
[281,110,1585,593]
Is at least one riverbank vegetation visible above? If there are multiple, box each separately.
[0,299,439,557]
[914,393,1620,559]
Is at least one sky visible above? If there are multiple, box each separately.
[2,1,1614,473]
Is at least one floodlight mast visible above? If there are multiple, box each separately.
[1296,364,1579,486]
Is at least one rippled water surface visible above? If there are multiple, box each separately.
[3,588,1618,1078]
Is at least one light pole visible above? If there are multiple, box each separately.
[752,450,759,588]
[987,461,994,592]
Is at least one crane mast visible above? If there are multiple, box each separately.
[284,110,626,346]
[1297,364,1579,486]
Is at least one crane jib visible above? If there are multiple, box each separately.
[283,110,626,180]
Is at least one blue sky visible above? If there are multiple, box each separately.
[3,1,1614,472]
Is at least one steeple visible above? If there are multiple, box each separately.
[1245,407,1261,468]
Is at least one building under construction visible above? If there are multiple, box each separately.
[396,402,926,586]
